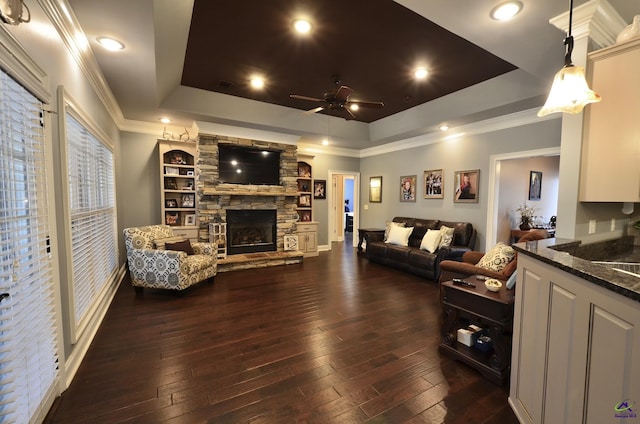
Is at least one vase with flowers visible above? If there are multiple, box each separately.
[516,202,537,230]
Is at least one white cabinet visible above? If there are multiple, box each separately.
[158,140,198,240]
[580,38,640,202]
[510,254,640,423]
[296,222,318,257]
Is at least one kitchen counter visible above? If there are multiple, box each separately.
[513,236,640,302]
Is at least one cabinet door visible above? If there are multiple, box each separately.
[580,40,640,202]
[305,231,317,252]
[298,231,308,252]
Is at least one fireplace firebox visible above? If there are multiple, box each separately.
[226,209,277,255]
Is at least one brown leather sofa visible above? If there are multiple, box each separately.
[438,229,549,284]
[365,217,476,281]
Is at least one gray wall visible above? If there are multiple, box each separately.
[358,119,562,250]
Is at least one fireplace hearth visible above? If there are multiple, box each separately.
[226,209,277,255]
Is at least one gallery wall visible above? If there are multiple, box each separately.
[358,118,563,250]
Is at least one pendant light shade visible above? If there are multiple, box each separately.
[537,0,601,117]
[537,64,601,116]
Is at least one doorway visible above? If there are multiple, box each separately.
[327,170,360,248]
[486,147,561,250]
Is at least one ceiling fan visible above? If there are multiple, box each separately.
[289,82,384,120]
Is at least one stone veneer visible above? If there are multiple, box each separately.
[196,134,299,254]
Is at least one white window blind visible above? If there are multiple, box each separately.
[64,113,117,332]
[0,70,59,423]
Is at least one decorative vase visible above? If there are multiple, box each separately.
[519,218,531,231]
[616,15,640,44]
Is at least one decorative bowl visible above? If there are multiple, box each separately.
[485,279,502,292]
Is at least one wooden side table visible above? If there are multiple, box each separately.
[357,228,384,254]
[439,276,514,385]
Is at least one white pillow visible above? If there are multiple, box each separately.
[420,229,442,253]
[476,242,515,272]
[385,226,414,246]
[384,221,405,241]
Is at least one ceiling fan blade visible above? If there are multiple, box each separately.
[334,85,353,102]
[344,108,356,120]
[290,94,324,102]
[303,106,325,115]
[348,100,384,109]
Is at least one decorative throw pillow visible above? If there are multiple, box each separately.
[384,221,405,241]
[165,239,195,255]
[385,226,414,246]
[438,225,455,248]
[476,242,516,272]
[154,236,185,250]
[420,229,442,253]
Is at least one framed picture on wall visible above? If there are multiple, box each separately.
[454,169,479,203]
[400,175,417,202]
[423,169,443,199]
[529,171,542,200]
[369,176,382,203]
[313,180,326,199]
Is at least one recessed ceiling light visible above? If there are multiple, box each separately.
[293,19,312,34]
[439,124,449,131]
[160,117,171,124]
[490,1,523,21]
[250,77,265,89]
[322,139,329,145]
[96,36,125,51]
[414,67,429,79]
[349,104,359,111]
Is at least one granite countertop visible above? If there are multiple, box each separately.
[513,237,640,303]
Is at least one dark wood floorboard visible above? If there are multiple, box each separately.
[44,237,519,424]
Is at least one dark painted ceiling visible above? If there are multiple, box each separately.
[181,0,517,123]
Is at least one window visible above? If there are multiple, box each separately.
[0,70,59,422]
[64,110,117,341]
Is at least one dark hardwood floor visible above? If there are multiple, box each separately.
[45,238,519,423]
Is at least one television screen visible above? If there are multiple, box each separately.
[218,144,281,185]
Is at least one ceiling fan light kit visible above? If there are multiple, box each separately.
[537,0,601,117]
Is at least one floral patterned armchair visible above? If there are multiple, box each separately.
[123,225,217,293]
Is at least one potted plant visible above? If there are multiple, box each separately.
[516,202,537,230]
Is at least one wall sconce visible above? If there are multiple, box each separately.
[0,0,30,25]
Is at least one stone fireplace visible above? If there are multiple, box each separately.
[226,209,277,254]
[195,134,302,270]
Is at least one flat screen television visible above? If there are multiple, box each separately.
[218,144,281,185]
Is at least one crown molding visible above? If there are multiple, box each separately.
[549,0,626,49]
[38,0,125,125]
[359,108,558,158]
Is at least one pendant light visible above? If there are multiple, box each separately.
[537,0,601,117]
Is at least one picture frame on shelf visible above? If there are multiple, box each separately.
[165,178,177,189]
[369,176,382,203]
[181,193,195,208]
[300,210,312,222]
[314,180,326,199]
[165,199,178,208]
[298,163,311,178]
[165,211,179,226]
[298,194,311,207]
[181,181,194,190]
[400,175,417,202]
[165,166,179,175]
[170,152,187,165]
[454,169,479,203]
[529,171,542,201]
[184,214,196,226]
[423,169,444,199]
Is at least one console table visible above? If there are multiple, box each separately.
[439,276,514,385]
[357,228,384,254]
